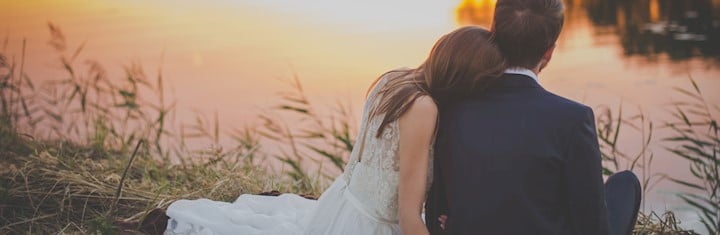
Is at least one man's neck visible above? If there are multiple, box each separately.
[530,67,540,75]
[517,66,540,75]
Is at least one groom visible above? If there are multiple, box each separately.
[425,0,608,234]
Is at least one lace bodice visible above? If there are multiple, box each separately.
[342,71,434,222]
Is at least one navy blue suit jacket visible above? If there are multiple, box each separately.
[425,73,608,235]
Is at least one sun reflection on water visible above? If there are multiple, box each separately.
[455,0,497,27]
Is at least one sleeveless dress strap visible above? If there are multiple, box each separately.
[344,71,393,185]
[344,93,377,186]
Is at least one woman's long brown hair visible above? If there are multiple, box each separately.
[369,26,506,137]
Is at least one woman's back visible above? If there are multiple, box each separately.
[303,70,434,234]
[343,70,418,222]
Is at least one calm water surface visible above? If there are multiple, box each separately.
[2,0,720,231]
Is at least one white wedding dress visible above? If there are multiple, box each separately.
[164,72,433,235]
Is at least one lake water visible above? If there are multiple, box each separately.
[2,0,720,232]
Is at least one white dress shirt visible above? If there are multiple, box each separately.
[504,67,539,83]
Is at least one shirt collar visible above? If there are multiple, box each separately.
[504,67,539,83]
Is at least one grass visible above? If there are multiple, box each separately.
[635,211,701,235]
[1,24,714,234]
[0,130,299,234]
[662,78,720,234]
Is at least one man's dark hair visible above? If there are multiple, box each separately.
[492,0,565,69]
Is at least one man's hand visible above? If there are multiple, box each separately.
[438,215,448,230]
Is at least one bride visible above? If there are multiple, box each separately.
[164,26,505,235]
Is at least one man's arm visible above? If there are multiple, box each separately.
[425,155,448,235]
[564,107,609,234]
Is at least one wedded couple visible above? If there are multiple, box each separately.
[164,0,614,234]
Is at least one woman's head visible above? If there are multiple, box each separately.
[421,26,506,103]
[371,26,505,137]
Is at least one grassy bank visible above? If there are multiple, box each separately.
[0,131,707,234]
[0,131,322,234]
[0,131,702,234]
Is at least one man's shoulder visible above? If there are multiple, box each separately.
[542,90,590,109]
[540,90,594,121]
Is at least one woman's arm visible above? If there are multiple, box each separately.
[398,96,437,235]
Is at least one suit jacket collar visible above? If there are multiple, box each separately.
[493,73,544,89]
[504,68,539,83]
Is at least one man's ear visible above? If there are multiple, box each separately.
[543,44,556,62]
[537,44,557,73]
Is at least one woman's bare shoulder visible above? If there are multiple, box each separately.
[401,96,438,123]
[410,96,438,115]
